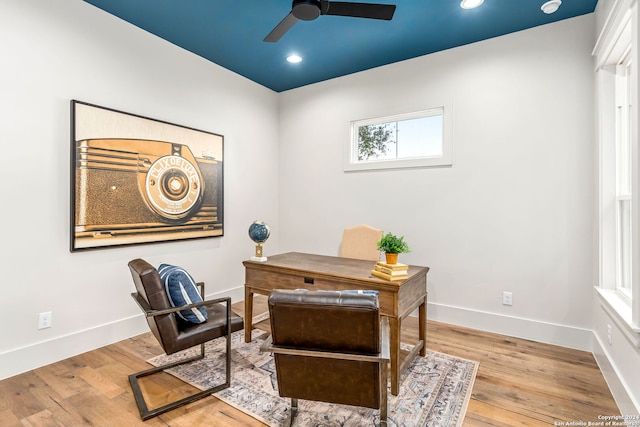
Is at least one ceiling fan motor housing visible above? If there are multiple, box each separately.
[265,0,395,42]
[292,0,322,20]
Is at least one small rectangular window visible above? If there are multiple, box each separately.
[346,107,452,171]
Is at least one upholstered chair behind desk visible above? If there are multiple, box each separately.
[261,289,390,427]
[340,224,383,261]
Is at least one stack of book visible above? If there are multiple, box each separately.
[371,261,408,281]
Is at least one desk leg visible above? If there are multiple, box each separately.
[419,296,427,357]
[389,316,401,396]
[244,287,253,343]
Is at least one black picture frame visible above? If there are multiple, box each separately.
[70,100,224,251]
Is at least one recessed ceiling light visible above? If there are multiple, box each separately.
[541,0,561,14]
[287,54,302,63]
[460,0,484,9]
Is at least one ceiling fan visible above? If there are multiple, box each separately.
[264,0,397,42]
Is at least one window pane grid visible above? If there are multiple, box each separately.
[346,106,452,171]
[614,52,633,298]
[615,59,632,195]
[353,109,444,163]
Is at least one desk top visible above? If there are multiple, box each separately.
[243,252,429,287]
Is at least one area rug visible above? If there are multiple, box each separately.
[148,327,478,427]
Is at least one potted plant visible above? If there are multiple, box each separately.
[376,232,410,264]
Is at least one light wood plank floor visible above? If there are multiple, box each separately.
[0,296,619,426]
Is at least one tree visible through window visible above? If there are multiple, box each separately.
[357,124,395,160]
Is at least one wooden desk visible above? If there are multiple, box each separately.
[243,252,429,396]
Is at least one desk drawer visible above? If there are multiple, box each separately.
[245,268,397,316]
[246,268,343,290]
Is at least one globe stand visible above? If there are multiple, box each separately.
[250,243,267,262]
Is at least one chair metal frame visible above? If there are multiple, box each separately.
[261,317,390,427]
[129,282,233,421]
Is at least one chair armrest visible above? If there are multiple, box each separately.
[196,282,205,297]
[130,292,230,318]
[380,316,390,360]
[260,323,390,364]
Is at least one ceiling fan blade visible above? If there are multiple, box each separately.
[322,2,396,20]
[264,13,299,42]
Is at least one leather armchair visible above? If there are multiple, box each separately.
[128,258,244,420]
[261,289,389,426]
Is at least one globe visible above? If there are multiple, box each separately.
[248,221,270,244]
[249,221,270,261]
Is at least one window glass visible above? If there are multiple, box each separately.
[346,107,452,171]
[615,52,633,299]
[617,198,632,297]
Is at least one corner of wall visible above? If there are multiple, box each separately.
[592,330,640,414]
[592,289,640,415]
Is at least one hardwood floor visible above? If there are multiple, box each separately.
[0,296,619,426]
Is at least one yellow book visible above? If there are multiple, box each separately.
[375,261,409,271]
[374,265,409,276]
[371,269,408,281]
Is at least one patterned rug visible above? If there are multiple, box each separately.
[148,327,478,427]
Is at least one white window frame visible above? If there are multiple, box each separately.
[594,0,639,330]
[616,51,633,302]
[344,105,453,172]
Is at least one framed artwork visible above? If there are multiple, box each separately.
[70,100,224,251]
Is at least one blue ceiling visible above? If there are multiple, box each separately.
[83,0,597,92]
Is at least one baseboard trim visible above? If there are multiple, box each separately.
[0,286,245,381]
[592,332,640,414]
[0,314,149,381]
[427,302,593,351]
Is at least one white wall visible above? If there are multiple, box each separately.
[0,0,279,379]
[278,15,596,350]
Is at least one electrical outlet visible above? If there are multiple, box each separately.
[502,291,513,306]
[607,324,612,345]
[38,311,52,329]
